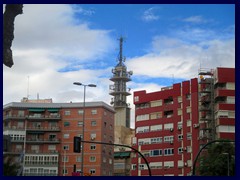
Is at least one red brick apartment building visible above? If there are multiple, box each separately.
[131,67,235,176]
[3,101,115,176]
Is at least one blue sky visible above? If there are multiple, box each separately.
[3,4,235,127]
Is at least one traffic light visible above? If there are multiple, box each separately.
[73,136,81,153]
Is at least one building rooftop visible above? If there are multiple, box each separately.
[3,101,115,113]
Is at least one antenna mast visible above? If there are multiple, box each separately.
[27,76,30,98]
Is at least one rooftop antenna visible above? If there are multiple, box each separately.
[117,36,126,65]
[27,76,30,98]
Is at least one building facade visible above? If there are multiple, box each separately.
[3,101,115,176]
[132,78,199,176]
[131,67,235,176]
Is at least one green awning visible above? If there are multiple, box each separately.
[48,109,59,112]
[28,108,45,112]
[114,152,131,158]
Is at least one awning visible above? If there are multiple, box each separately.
[48,108,59,112]
[28,108,45,112]
[114,152,131,158]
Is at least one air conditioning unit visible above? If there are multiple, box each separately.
[193,124,199,128]
[170,140,173,144]
[184,162,188,167]
[91,137,95,141]
[170,128,174,132]
[198,136,203,140]
[183,147,187,151]
[178,127,182,130]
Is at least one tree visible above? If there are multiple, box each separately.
[3,155,21,176]
[3,4,23,68]
[198,141,235,176]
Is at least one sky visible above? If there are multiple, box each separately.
[3,4,235,128]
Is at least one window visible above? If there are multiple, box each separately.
[63,145,69,150]
[18,110,25,117]
[17,121,24,128]
[151,137,162,144]
[132,164,136,170]
[90,156,96,162]
[91,133,96,140]
[91,121,96,126]
[136,126,149,133]
[187,146,192,153]
[64,110,70,116]
[62,169,68,175]
[150,125,162,131]
[90,144,96,150]
[63,134,69,139]
[89,169,96,174]
[136,114,149,121]
[178,135,183,141]
[49,134,56,141]
[109,158,112,164]
[187,133,192,140]
[78,121,83,126]
[91,109,97,115]
[178,148,183,154]
[164,148,174,155]
[164,123,174,130]
[139,164,146,170]
[64,122,70,127]
[76,156,81,162]
[150,112,162,119]
[62,156,69,162]
[150,100,163,107]
[164,136,174,143]
[150,149,162,156]
[31,145,39,152]
[78,110,83,115]
[48,145,56,150]
[134,96,139,102]
[150,162,162,169]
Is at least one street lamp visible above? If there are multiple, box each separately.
[73,82,96,176]
[222,153,230,176]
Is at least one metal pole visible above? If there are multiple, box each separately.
[63,150,66,176]
[81,85,86,176]
[22,118,27,176]
[227,153,230,176]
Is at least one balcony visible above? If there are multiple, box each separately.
[27,126,60,132]
[26,138,60,144]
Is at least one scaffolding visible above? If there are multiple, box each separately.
[198,68,215,147]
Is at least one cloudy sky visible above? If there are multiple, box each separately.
[3,4,235,128]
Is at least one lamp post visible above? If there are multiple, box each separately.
[73,82,96,176]
[222,153,230,176]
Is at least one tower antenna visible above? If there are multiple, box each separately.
[27,76,30,98]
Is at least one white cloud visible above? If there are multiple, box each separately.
[126,35,235,81]
[3,4,114,105]
[182,15,209,23]
[13,4,113,62]
[141,7,160,22]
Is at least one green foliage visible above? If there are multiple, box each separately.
[198,141,235,176]
[3,156,21,176]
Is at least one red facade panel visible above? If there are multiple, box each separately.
[216,67,235,83]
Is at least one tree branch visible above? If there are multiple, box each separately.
[3,4,23,68]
